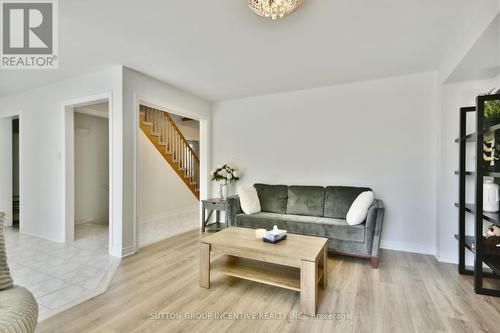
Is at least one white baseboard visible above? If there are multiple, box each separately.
[141,207,198,225]
[380,240,436,256]
[139,226,199,248]
[121,245,136,257]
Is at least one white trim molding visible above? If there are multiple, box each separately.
[380,240,436,256]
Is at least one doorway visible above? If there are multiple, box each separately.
[0,115,20,229]
[63,94,116,256]
[73,102,109,247]
[12,118,19,228]
[136,104,202,248]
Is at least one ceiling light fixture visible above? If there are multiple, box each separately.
[248,0,303,20]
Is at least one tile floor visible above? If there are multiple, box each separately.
[4,223,119,320]
[140,208,200,247]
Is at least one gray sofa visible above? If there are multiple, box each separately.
[0,212,38,333]
[226,184,385,268]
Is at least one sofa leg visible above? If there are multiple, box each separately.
[370,257,379,269]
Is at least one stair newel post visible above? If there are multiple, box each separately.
[155,109,159,133]
[181,140,184,169]
[181,135,183,166]
[174,130,177,161]
[167,118,171,152]
[163,112,166,143]
[160,111,164,143]
[178,133,181,163]
[170,120,174,154]
[151,108,154,131]
[152,108,156,132]
[166,115,170,150]
[175,131,178,161]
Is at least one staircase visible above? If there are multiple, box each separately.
[139,105,200,199]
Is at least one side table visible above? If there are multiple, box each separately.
[201,198,227,232]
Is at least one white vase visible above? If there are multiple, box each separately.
[484,178,500,213]
[219,182,228,200]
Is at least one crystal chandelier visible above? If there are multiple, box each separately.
[248,0,303,20]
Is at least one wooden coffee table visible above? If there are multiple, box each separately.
[199,227,328,315]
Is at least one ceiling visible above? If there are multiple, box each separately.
[445,14,500,84]
[0,0,498,101]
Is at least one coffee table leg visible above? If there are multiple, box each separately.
[300,259,317,315]
[199,242,211,288]
[322,245,328,289]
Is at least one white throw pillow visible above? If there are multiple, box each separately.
[238,187,261,215]
[346,191,375,225]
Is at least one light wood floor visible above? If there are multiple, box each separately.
[37,230,500,333]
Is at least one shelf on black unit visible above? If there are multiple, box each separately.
[483,171,500,178]
[454,234,500,276]
[484,122,500,133]
[454,171,475,175]
[454,203,500,227]
[484,254,500,276]
[454,234,475,253]
[454,133,476,143]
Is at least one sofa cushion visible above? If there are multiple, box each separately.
[0,212,13,291]
[236,212,365,243]
[324,186,371,219]
[347,191,375,225]
[253,184,288,214]
[286,186,325,217]
[238,187,261,215]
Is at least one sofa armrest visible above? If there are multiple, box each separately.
[226,195,242,227]
[365,199,385,258]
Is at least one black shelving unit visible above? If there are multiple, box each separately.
[456,94,500,297]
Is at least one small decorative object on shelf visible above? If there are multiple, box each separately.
[483,136,500,170]
[484,236,500,255]
[483,178,500,213]
[483,88,500,127]
[486,224,500,237]
[263,225,287,244]
[211,164,240,200]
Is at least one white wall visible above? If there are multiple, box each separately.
[74,113,109,225]
[122,67,211,254]
[438,2,499,83]
[0,67,123,252]
[139,131,198,223]
[437,74,500,263]
[212,72,438,254]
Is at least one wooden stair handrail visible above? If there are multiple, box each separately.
[164,112,200,163]
[140,105,199,162]
[139,104,200,199]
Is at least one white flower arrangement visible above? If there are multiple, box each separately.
[211,164,240,183]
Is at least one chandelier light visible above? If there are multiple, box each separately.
[248,0,303,20]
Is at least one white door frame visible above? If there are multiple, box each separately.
[134,94,209,252]
[0,111,22,229]
[62,92,117,255]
